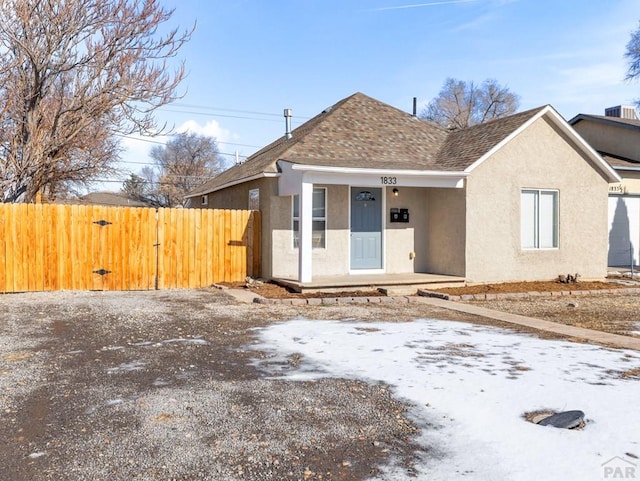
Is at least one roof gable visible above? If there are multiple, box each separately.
[461,106,619,182]
[436,107,546,171]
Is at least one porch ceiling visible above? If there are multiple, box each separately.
[277,160,467,196]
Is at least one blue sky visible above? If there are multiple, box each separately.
[116,0,640,188]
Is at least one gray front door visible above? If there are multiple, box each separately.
[350,187,382,269]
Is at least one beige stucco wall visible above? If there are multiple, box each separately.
[572,120,640,195]
[610,171,640,196]
[190,180,443,280]
[573,120,640,163]
[465,116,610,283]
[270,185,436,278]
[424,188,466,276]
[271,184,351,278]
[385,187,430,273]
[193,178,270,211]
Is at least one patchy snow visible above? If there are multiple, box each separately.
[254,319,640,481]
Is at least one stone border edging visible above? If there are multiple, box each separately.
[253,295,422,305]
[249,287,640,305]
[417,287,640,302]
[235,287,640,350]
[421,296,640,351]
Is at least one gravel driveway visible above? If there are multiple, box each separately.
[0,289,487,481]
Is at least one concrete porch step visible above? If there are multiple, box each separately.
[272,273,465,294]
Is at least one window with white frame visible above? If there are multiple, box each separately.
[521,189,558,249]
[201,195,208,206]
[293,188,326,249]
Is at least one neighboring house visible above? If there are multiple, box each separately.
[569,107,640,268]
[77,191,155,207]
[186,92,619,285]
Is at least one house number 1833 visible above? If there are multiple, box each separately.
[380,176,397,185]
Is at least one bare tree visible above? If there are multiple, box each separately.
[122,173,147,200]
[626,22,640,84]
[421,78,520,130]
[121,166,165,206]
[146,132,223,207]
[0,0,192,203]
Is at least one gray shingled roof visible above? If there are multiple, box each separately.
[569,113,640,129]
[601,153,640,170]
[187,93,547,197]
[435,106,545,171]
[79,192,153,207]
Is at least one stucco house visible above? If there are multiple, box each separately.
[186,93,619,287]
[569,106,640,268]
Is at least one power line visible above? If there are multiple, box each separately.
[117,134,260,150]
[118,151,246,165]
[160,108,284,123]
[170,103,283,118]
[168,103,312,121]
[116,153,244,168]
[95,176,217,185]
[158,106,310,124]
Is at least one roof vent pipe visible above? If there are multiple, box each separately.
[284,108,293,139]
[412,97,417,117]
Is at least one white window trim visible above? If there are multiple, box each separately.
[201,195,208,206]
[521,188,559,250]
[292,187,327,249]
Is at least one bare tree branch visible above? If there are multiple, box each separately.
[421,77,520,130]
[625,22,640,82]
[134,132,223,207]
[0,0,193,202]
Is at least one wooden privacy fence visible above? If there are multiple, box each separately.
[0,203,260,293]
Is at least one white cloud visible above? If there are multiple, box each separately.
[175,119,235,145]
[116,119,241,179]
[120,135,154,164]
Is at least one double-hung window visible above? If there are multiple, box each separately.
[521,189,558,249]
[293,188,326,248]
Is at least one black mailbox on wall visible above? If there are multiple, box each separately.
[390,208,410,223]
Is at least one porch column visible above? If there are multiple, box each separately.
[298,181,313,283]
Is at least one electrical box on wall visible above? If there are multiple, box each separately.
[390,208,410,223]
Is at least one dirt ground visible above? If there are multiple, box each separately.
[428,279,628,295]
[232,279,640,337]
[230,278,628,299]
[0,289,496,481]
[1,287,639,481]
[223,281,384,299]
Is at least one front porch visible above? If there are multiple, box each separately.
[272,272,465,294]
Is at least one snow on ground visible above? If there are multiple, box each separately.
[253,319,640,481]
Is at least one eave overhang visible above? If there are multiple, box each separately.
[277,160,468,196]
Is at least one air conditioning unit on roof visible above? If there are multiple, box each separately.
[604,105,638,120]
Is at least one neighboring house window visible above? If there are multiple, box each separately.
[521,189,558,249]
[201,195,208,206]
[293,188,326,249]
[248,188,260,210]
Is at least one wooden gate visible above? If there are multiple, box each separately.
[0,203,260,293]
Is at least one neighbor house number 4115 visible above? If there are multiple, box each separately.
[380,176,397,185]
